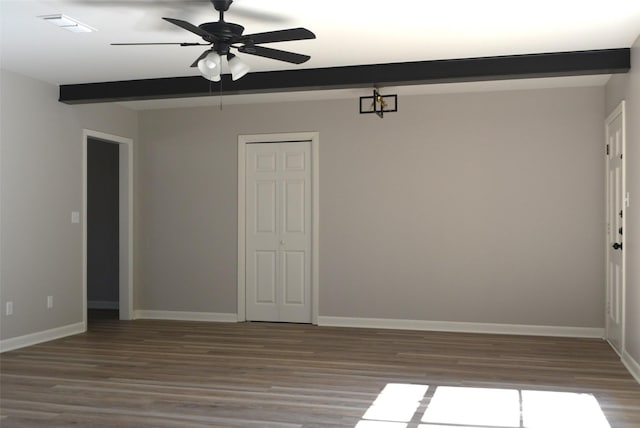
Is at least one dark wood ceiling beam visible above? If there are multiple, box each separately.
[59,48,630,104]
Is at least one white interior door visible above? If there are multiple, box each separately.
[245,141,312,323]
[605,101,626,355]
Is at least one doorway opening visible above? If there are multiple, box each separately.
[87,138,119,321]
[82,130,134,325]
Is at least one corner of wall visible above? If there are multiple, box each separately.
[622,351,640,384]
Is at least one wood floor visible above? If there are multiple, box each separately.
[1,319,639,427]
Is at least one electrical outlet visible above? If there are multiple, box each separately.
[6,301,13,316]
[47,296,53,309]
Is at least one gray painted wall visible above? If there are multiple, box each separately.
[87,138,119,306]
[0,69,137,340]
[138,85,605,328]
[2,60,635,374]
[605,34,640,370]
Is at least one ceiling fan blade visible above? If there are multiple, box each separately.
[241,28,315,44]
[238,45,310,64]
[111,42,211,46]
[162,17,213,39]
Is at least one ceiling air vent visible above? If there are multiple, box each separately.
[40,14,96,33]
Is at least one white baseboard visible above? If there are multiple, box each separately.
[135,310,238,323]
[317,316,604,338]
[88,300,119,310]
[0,322,86,353]
[622,351,640,384]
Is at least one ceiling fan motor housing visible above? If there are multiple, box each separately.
[199,21,245,42]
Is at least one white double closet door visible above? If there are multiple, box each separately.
[245,141,312,323]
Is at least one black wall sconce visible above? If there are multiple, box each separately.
[359,87,398,118]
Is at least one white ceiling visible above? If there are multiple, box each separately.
[1,0,639,105]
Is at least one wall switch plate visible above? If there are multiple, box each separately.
[6,301,13,316]
[47,296,53,309]
[71,211,80,224]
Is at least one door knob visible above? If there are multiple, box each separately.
[612,242,623,250]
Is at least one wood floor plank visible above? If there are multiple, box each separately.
[1,319,639,427]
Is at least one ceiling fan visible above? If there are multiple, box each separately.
[112,0,315,81]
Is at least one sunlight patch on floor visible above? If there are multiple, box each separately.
[357,383,429,426]
[355,422,408,428]
[521,390,611,428]
[356,383,612,428]
[422,386,520,426]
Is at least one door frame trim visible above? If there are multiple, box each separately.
[604,100,626,355]
[237,132,319,324]
[82,130,135,325]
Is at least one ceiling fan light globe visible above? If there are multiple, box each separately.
[198,51,220,71]
[197,52,222,81]
[197,59,208,74]
[200,69,221,82]
[228,54,250,81]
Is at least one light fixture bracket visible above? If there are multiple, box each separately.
[359,87,398,118]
